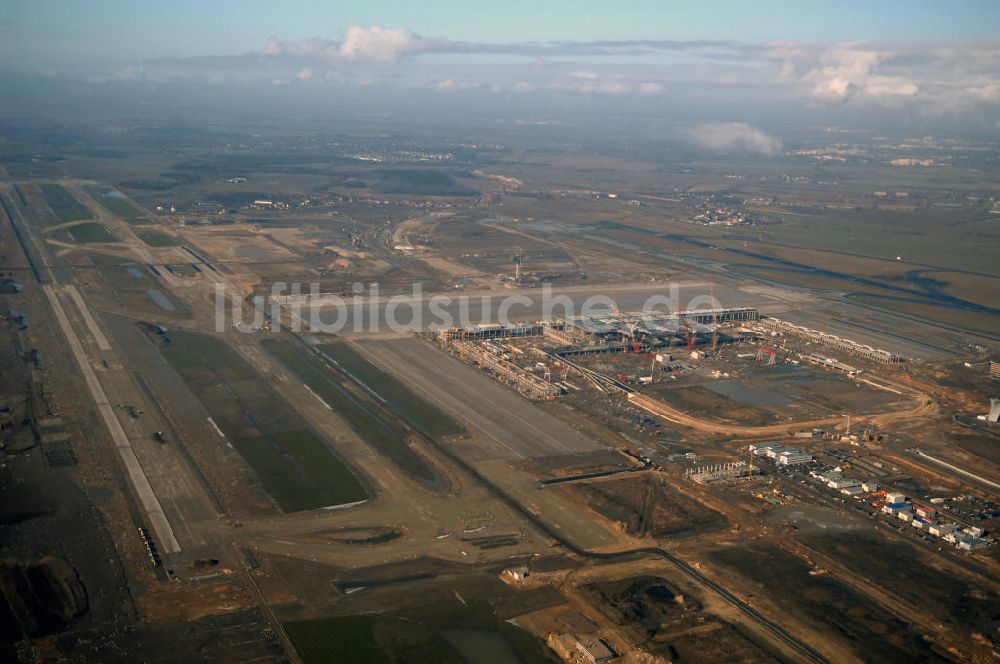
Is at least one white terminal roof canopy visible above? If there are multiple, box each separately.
[564,311,715,336]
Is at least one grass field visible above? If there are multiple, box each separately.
[284,616,392,664]
[283,587,552,664]
[710,544,941,663]
[83,184,151,223]
[67,222,115,243]
[262,338,443,487]
[797,531,1000,639]
[134,229,176,247]
[282,614,483,664]
[319,341,463,438]
[160,330,367,511]
[39,184,91,222]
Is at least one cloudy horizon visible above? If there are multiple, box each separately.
[2,2,999,138]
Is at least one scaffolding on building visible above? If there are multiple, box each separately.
[445,339,562,400]
[685,461,755,484]
[759,318,905,364]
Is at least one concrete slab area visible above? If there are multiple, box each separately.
[357,336,605,459]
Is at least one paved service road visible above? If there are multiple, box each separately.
[43,285,181,553]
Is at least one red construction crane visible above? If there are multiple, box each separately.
[682,312,695,351]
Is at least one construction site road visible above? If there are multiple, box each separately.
[628,389,936,437]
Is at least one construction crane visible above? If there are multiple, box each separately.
[674,299,695,351]
[710,283,719,351]
[682,312,695,351]
[755,347,777,365]
[511,250,524,284]
[626,322,642,353]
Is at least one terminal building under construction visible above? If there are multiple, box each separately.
[439,307,758,345]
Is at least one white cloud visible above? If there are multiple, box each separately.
[259,26,424,65]
[967,82,1000,101]
[262,35,341,59]
[554,71,665,96]
[691,123,782,155]
[110,64,148,81]
[428,78,478,92]
[339,26,422,64]
[120,30,1000,120]
[764,41,920,104]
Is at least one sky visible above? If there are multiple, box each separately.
[2,0,997,66]
[1,1,998,137]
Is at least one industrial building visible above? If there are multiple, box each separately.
[759,318,905,364]
[550,307,759,354]
[750,444,786,457]
[443,339,563,400]
[777,450,813,465]
[749,444,812,464]
[575,638,617,663]
[437,321,547,342]
[951,532,992,551]
[928,523,957,537]
[685,461,753,484]
[435,307,761,399]
[801,353,862,376]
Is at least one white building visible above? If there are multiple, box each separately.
[954,534,991,551]
[882,503,911,515]
[778,450,813,465]
[928,523,957,537]
[812,469,842,482]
